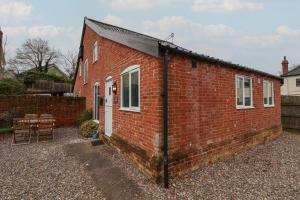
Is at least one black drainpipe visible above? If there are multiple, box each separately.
[162,48,169,189]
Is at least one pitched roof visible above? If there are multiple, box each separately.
[74,17,281,84]
[285,65,300,77]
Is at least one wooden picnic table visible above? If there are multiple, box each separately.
[12,117,56,145]
[15,118,55,128]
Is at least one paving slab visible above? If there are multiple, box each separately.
[64,142,148,200]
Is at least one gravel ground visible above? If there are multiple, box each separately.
[0,128,105,200]
[0,129,299,200]
[167,132,300,200]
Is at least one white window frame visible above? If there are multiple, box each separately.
[120,65,140,112]
[92,41,98,63]
[83,59,88,85]
[93,82,100,121]
[263,80,274,107]
[235,75,254,109]
[296,78,300,87]
[79,63,82,77]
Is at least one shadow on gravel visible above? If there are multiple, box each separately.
[64,142,146,200]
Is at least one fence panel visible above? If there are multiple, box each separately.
[281,95,300,129]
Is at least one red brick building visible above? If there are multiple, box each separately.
[73,17,282,186]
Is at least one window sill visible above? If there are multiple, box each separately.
[236,106,255,110]
[264,105,275,108]
[83,82,88,85]
[119,108,140,113]
[92,60,98,64]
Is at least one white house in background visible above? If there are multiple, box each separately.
[281,56,300,96]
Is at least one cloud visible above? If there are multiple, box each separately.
[143,16,284,49]
[100,0,186,10]
[102,15,123,26]
[192,0,264,12]
[104,0,161,10]
[276,26,300,36]
[143,16,236,42]
[27,26,75,38]
[2,26,27,36]
[141,15,287,75]
[100,0,263,12]
[0,0,32,18]
[237,35,280,46]
[3,25,81,58]
[3,25,78,38]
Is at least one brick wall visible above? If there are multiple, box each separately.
[0,96,86,127]
[167,55,282,176]
[73,26,163,180]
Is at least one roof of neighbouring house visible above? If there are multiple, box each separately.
[284,65,300,77]
[74,17,281,86]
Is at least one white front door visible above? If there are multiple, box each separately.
[105,78,113,136]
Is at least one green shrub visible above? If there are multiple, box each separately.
[0,127,13,134]
[22,71,70,84]
[0,108,17,128]
[0,78,24,95]
[76,109,93,126]
[80,120,98,138]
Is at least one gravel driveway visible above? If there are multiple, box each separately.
[0,128,104,200]
[0,129,299,200]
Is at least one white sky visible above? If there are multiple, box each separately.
[1,0,300,75]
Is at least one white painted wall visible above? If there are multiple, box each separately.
[281,75,300,96]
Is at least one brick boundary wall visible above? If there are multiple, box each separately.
[0,95,86,127]
[282,95,300,130]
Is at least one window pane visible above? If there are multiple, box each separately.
[296,79,300,87]
[131,71,139,107]
[244,78,251,106]
[268,82,273,105]
[84,61,88,83]
[236,77,243,106]
[263,82,268,104]
[122,73,129,107]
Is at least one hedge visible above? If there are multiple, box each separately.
[0,78,24,95]
[22,71,71,84]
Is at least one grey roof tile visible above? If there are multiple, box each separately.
[286,66,300,76]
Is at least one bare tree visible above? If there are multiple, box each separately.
[2,33,7,68]
[3,34,7,67]
[62,50,78,80]
[9,38,60,73]
[7,59,28,76]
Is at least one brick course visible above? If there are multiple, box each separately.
[74,25,282,181]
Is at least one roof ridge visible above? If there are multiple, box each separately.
[86,17,165,43]
[288,65,300,73]
[84,17,281,80]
